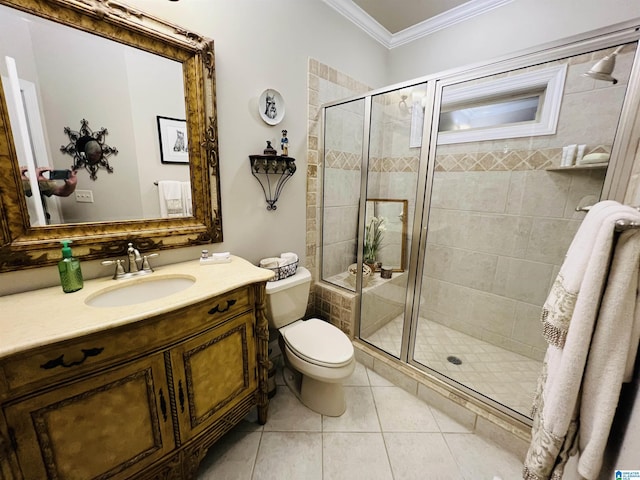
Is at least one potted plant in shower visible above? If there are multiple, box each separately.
[364,216,386,271]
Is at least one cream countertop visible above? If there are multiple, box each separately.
[0,256,274,359]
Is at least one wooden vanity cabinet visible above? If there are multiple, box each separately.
[0,282,270,480]
[4,353,176,480]
[169,311,258,445]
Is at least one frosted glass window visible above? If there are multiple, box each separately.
[439,94,541,132]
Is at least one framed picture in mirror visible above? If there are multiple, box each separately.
[157,116,189,164]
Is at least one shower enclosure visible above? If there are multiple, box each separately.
[320,25,640,420]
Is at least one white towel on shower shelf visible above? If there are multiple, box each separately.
[523,200,640,480]
[158,180,190,218]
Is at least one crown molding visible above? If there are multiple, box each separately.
[322,0,392,46]
[391,0,514,48]
[323,0,513,49]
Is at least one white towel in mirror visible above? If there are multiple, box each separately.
[181,181,192,216]
[158,180,191,218]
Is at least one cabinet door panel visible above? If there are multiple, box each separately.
[171,312,257,442]
[4,354,175,480]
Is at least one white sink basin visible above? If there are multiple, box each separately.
[85,275,196,308]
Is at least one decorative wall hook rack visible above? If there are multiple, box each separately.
[249,142,296,210]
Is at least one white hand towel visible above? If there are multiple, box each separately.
[158,180,185,218]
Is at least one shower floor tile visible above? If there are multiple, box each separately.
[364,316,542,416]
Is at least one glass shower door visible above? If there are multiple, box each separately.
[358,83,428,358]
[410,43,637,417]
[321,98,365,289]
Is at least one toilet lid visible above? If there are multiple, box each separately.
[282,318,354,368]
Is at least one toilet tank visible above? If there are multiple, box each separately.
[265,266,311,328]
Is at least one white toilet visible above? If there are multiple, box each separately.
[265,266,355,416]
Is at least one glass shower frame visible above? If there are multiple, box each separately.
[319,21,640,424]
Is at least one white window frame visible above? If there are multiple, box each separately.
[436,64,567,145]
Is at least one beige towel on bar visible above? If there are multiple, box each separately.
[523,201,640,480]
[577,228,640,478]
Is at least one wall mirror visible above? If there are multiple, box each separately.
[0,0,221,272]
[365,198,408,272]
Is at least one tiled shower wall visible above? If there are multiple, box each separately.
[422,47,632,360]
[424,168,606,360]
[322,149,361,278]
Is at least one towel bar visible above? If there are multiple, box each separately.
[576,204,640,212]
[615,219,640,231]
[574,205,640,231]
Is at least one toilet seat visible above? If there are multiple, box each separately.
[282,318,353,368]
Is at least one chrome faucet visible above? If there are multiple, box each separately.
[127,243,142,273]
[102,243,159,279]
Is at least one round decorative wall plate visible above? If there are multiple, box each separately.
[258,88,285,125]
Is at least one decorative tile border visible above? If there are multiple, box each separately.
[434,145,610,172]
[325,151,420,173]
[435,148,558,172]
[369,156,420,173]
[326,143,611,175]
[325,150,362,170]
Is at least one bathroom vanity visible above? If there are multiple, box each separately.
[0,257,273,479]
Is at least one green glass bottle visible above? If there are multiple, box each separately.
[58,240,83,293]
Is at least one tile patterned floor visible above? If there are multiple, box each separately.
[196,362,524,480]
[364,316,542,416]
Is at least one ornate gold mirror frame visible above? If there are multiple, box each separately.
[0,0,221,272]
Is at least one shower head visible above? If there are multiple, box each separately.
[399,94,410,114]
[582,46,625,84]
